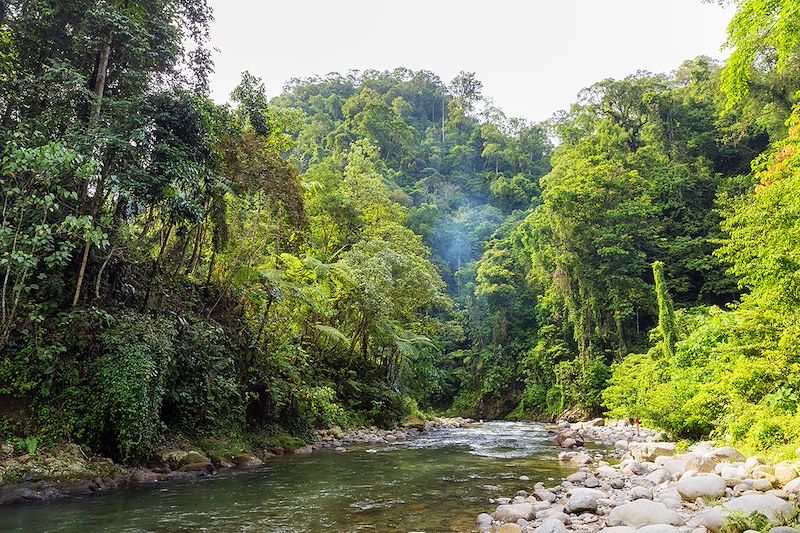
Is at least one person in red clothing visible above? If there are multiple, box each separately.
[633,415,640,435]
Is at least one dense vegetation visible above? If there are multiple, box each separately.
[2,0,800,462]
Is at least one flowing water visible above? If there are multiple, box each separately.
[0,421,578,533]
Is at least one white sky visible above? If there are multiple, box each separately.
[206,0,735,123]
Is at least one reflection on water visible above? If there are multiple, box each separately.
[0,421,574,533]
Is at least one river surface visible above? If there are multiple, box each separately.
[0,421,577,533]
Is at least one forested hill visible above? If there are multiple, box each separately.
[3,0,800,463]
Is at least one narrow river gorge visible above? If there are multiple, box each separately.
[0,422,575,532]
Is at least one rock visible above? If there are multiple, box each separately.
[629,442,676,462]
[782,477,800,493]
[623,461,647,476]
[293,445,313,454]
[677,474,727,501]
[769,528,800,533]
[130,469,164,484]
[647,469,671,485]
[536,518,568,533]
[498,524,522,533]
[584,476,600,488]
[629,486,653,500]
[560,451,593,466]
[159,450,188,469]
[615,440,630,451]
[556,430,585,448]
[567,471,588,483]
[494,503,536,522]
[535,488,557,502]
[754,478,774,491]
[477,513,494,528]
[600,528,636,533]
[400,415,425,429]
[232,454,263,468]
[610,477,626,489]
[687,455,719,474]
[724,494,798,523]
[707,447,746,463]
[547,512,571,525]
[560,438,577,449]
[659,456,692,477]
[774,463,799,486]
[638,526,681,533]
[566,488,605,513]
[607,500,684,528]
[178,462,215,474]
[656,487,685,510]
[178,451,209,468]
[329,426,345,439]
[693,507,725,533]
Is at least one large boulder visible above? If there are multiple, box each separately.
[676,474,727,501]
[629,442,676,462]
[607,500,684,528]
[566,488,606,513]
[723,494,798,524]
[494,503,536,522]
[498,524,523,533]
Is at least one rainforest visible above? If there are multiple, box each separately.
[2,0,800,501]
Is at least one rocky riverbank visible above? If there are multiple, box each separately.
[478,419,800,533]
[0,416,470,506]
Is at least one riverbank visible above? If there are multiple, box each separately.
[0,416,471,506]
[479,419,800,533]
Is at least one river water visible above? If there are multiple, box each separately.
[0,421,575,533]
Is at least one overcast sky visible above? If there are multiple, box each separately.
[206,1,734,123]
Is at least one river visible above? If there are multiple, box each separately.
[0,421,576,532]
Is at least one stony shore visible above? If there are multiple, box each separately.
[478,419,800,533]
[0,416,470,506]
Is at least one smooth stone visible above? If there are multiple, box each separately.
[566,488,606,513]
[647,469,672,485]
[477,513,493,527]
[774,464,799,486]
[535,518,567,533]
[629,442,676,462]
[754,478,774,491]
[629,486,653,500]
[495,503,537,522]
[601,528,636,533]
[707,447,746,463]
[584,476,601,488]
[638,526,681,533]
[608,499,683,528]
[693,507,725,533]
[498,524,523,533]
[723,494,798,523]
[677,474,727,501]
[535,488,557,502]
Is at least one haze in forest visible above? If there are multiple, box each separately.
[206,0,735,121]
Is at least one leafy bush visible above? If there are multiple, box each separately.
[78,314,176,461]
[162,320,243,435]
